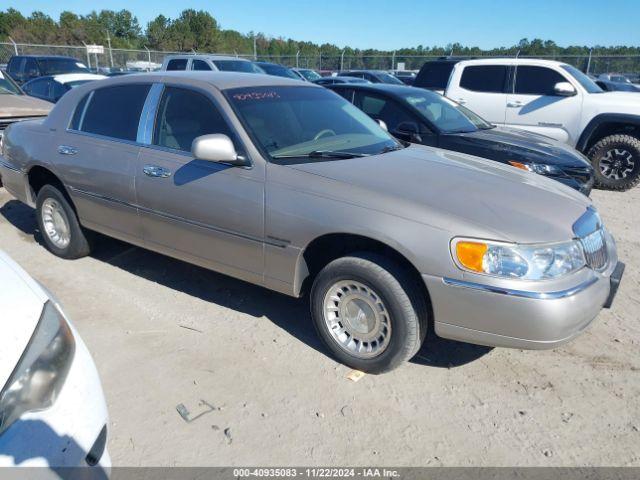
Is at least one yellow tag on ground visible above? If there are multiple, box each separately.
[346,370,366,382]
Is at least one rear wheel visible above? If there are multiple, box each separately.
[587,134,640,191]
[310,252,427,374]
[36,184,92,259]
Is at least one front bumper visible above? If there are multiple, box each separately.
[0,326,110,468]
[424,260,623,350]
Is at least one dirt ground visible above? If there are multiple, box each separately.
[0,185,638,467]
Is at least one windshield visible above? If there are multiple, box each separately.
[38,58,89,76]
[299,69,321,81]
[561,65,603,94]
[0,71,22,95]
[376,72,404,84]
[259,64,300,80]
[400,89,493,133]
[213,60,264,73]
[226,86,401,162]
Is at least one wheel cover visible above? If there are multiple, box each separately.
[322,280,391,359]
[600,148,635,180]
[41,198,71,249]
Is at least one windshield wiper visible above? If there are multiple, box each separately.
[272,150,370,159]
[379,144,405,154]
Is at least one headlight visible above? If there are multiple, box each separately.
[452,238,585,280]
[509,161,565,176]
[0,301,75,435]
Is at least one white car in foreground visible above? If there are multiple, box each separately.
[0,251,109,468]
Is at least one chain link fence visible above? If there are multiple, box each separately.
[2,42,640,79]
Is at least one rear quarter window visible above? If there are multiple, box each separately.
[166,59,188,71]
[78,84,151,141]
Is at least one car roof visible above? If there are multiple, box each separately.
[456,58,570,68]
[82,71,314,90]
[52,73,108,84]
[12,55,79,60]
[164,54,250,62]
[329,82,416,95]
[342,70,389,74]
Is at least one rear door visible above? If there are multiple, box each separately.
[135,84,265,283]
[56,83,151,242]
[191,59,212,71]
[505,65,582,143]
[446,64,509,125]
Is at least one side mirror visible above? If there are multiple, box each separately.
[393,122,423,143]
[191,134,248,166]
[377,119,388,131]
[554,82,577,97]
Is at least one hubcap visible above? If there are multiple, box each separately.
[600,148,635,180]
[322,280,391,359]
[41,198,71,249]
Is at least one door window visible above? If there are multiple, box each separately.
[166,59,188,71]
[191,59,212,71]
[25,78,50,98]
[80,84,151,141]
[460,65,508,93]
[153,87,234,152]
[24,58,40,80]
[514,66,567,95]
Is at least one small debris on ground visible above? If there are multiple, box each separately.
[178,324,204,333]
[346,370,366,382]
[561,412,574,423]
[176,400,217,423]
[224,428,233,444]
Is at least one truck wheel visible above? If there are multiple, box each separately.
[310,252,427,374]
[587,134,640,191]
[36,184,92,259]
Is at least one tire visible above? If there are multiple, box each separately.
[310,252,428,374]
[36,184,92,259]
[587,134,640,191]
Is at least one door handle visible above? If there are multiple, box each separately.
[143,165,172,178]
[507,101,524,108]
[57,145,78,155]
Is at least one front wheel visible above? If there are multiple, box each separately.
[587,134,640,191]
[310,253,427,374]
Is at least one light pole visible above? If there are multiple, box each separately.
[106,30,114,68]
[340,49,345,71]
[296,50,300,68]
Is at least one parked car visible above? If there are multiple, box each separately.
[160,54,264,74]
[340,70,405,85]
[390,70,417,85]
[0,70,51,144]
[22,73,107,103]
[6,55,90,85]
[0,73,624,373]
[329,83,595,194]
[595,79,640,92]
[416,58,640,191]
[0,251,109,467]
[598,73,632,84]
[314,76,372,86]
[254,62,301,80]
[293,68,322,82]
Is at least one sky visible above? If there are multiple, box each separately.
[12,0,640,50]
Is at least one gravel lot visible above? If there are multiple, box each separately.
[0,185,638,467]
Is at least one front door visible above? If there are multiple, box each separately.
[135,85,265,283]
[505,65,582,144]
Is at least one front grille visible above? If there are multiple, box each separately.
[580,229,608,270]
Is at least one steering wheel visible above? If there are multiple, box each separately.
[314,129,337,141]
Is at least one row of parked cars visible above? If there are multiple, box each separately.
[0,52,632,468]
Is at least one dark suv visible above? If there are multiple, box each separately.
[6,55,90,85]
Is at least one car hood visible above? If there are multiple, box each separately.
[586,91,640,110]
[0,94,52,119]
[284,144,591,243]
[443,126,592,167]
[0,251,47,390]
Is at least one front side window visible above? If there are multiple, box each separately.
[192,60,212,71]
[24,58,40,79]
[166,59,188,71]
[226,86,400,162]
[153,87,233,152]
[80,84,151,141]
[25,78,50,98]
[460,65,508,93]
[514,66,567,95]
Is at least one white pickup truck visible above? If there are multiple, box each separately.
[414,58,640,190]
